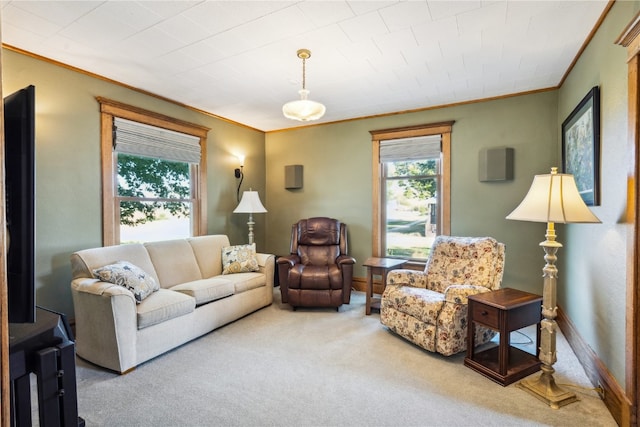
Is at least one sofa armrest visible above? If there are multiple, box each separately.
[386,269,428,288]
[256,253,275,289]
[72,277,136,300]
[71,277,138,373]
[443,284,491,305]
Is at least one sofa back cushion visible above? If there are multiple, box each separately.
[144,239,202,288]
[188,235,230,278]
[71,243,159,285]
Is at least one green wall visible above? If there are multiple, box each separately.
[265,92,558,296]
[557,0,639,389]
[2,49,267,317]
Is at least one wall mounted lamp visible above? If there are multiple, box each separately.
[234,155,245,202]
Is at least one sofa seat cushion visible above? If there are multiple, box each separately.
[136,289,196,330]
[169,278,235,305]
[222,272,265,294]
[381,284,444,325]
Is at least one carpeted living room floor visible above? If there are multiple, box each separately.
[72,289,617,426]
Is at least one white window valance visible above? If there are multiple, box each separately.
[379,135,441,163]
[113,117,201,163]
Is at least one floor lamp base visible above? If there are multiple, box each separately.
[517,370,579,409]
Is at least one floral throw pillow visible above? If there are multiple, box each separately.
[93,261,159,303]
[222,244,259,275]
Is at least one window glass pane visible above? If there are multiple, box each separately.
[385,158,439,260]
[117,154,190,199]
[117,153,193,243]
[120,201,191,244]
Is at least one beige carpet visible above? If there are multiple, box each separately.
[72,289,616,426]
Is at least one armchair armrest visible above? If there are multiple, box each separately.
[387,269,428,288]
[443,284,491,305]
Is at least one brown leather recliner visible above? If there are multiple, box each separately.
[277,217,356,310]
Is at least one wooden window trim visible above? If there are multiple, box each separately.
[370,121,454,257]
[97,97,210,246]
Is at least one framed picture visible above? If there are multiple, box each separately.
[562,86,600,206]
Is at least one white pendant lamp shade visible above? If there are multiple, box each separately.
[283,49,325,122]
[282,89,326,121]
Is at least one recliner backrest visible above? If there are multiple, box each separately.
[290,217,347,266]
[424,235,505,293]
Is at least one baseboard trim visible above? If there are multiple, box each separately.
[557,307,631,426]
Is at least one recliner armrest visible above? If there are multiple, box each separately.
[336,255,356,266]
[277,254,300,267]
[443,284,491,305]
[386,269,428,288]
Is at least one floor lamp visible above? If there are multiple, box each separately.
[506,167,600,409]
[233,189,267,245]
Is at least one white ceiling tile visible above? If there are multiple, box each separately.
[427,1,482,21]
[339,10,389,43]
[296,1,354,28]
[151,14,210,45]
[412,16,459,46]
[2,3,63,38]
[378,1,432,32]
[97,1,166,32]
[7,0,102,27]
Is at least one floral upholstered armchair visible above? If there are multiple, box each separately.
[380,236,505,356]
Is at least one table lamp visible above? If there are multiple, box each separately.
[233,189,267,245]
[506,167,600,409]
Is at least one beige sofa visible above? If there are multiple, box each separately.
[70,235,274,373]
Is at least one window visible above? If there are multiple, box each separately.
[98,98,210,245]
[370,122,453,261]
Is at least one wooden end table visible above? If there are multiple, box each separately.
[464,288,542,386]
[363,257,406,315]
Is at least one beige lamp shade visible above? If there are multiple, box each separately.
[506,168,600,224]
[233,190,267,214]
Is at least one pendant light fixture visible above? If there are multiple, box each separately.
[282,49,326,121]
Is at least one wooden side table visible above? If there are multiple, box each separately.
[464,288,542,386]
[363,257,406,315]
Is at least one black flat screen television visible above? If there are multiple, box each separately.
[4,85,36,324]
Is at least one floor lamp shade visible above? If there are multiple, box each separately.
[233,190,267,245]
[506,167,599,409]
[506,168,600,224]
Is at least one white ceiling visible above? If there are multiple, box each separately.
[1,1,609,132]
